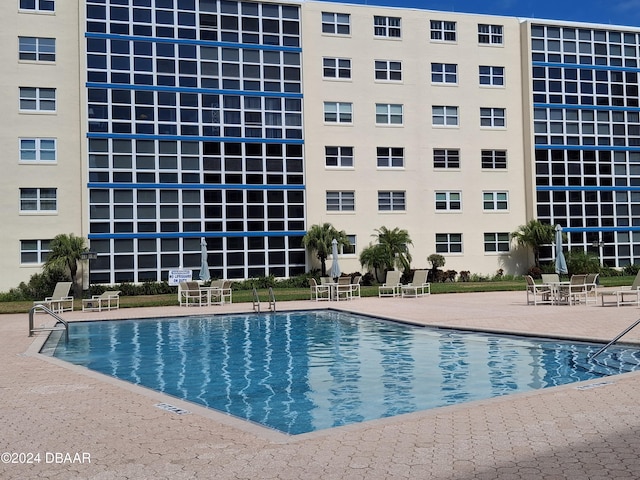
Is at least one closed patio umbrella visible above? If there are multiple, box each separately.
[555,224,568,275]
[329,238,341,281]
[199,237,211,282]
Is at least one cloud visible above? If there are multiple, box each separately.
[614,0,640,13]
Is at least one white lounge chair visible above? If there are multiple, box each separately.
[82,290,121,311]
[601,271,640,306]
[378,270,402,297]
[33,281,74,313]
[401,270,431,297]
[335,276,352,301]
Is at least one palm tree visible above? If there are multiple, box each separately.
[302,223,350,276]
[44,233,87,298]
[511,219,555,268]
[375,226,413,273]
[359,243,388,283]
[359,226,413,281]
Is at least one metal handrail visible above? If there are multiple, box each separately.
[268,287,276,312]
[29,304,69,343]
[252,287,260,313]
[589,318,640,360]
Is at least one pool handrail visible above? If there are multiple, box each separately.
[589,317,640,360]
[29,304,69,343]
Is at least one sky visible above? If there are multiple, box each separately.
[317,0,640,28]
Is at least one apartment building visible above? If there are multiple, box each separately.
[524,20,640,267]
[1,1,84,291]
[302,3,529,276]
[2,0,640,291]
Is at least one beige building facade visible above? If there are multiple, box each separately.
[0,2,84,291]
[302,2,529,276]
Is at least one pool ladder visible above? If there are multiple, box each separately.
[590,317,640,360]
[28,304,69,343]
[252,287,276,313]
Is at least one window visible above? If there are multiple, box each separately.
[19,0,54,12]
[484,233,510,253]
[325,146,354,167]
[324,102,352,123]
[433,149,460,168]
[326,191,355,211]
[323,57,351,79]
[19,87,56,111]
[20,188,57,212]
[431,63,457,84]
[20,239,51,264]
[378,191,406,211]
[435,191,461,211]
[432,106,458,126]
[19,138,56,162]
[374,16,401,38]
[377,147,404,168]
[322,12,350,35]
[19,37,55,62]
[376,104,403,125]
[483,191,509,210]
[375,60,402,81]
[479,66,504,86]
[340,235,356,255]
[435,233,462,253]
[480,108,505,127]
[430,20,456,41]
[478,24,503,45]
[481,150,507,169]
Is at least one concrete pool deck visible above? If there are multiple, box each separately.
[3,290,640,479]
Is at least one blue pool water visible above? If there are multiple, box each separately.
[45,310,640,435]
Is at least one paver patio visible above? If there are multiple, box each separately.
[3,290,640,479]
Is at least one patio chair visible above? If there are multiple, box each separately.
[541,273,560,284]
[309,278,330,301]
[378,270,402,297]
[584,273,599,304]
[33,281,74,313]
[179,281,207,307]
[401,270,431,298]
[557,274,588,305]
[525,275,552,305]
[601,270,640,306]
[335,276,353,301]
[82,290,121,312]
[349,275,362,299]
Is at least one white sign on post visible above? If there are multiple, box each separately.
[168,269,193,286]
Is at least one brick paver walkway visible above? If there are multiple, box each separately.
[2,291,640,479]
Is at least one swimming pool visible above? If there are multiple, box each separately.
[43,310,640,435]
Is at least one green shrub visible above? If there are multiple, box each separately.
[565,249,600,275]
[623,264,640,276]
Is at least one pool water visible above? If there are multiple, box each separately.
[44,310,640,435]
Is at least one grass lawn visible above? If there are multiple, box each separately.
[5,275,634,315]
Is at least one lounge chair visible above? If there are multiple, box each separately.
[525,275,552,305]
[82,290,121,311]
[601,271,640,306]
[33,281,74,313]
[401,270,431,297]
[309,278,330,301]
[378,270,402,297]
[179,281,207,307]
